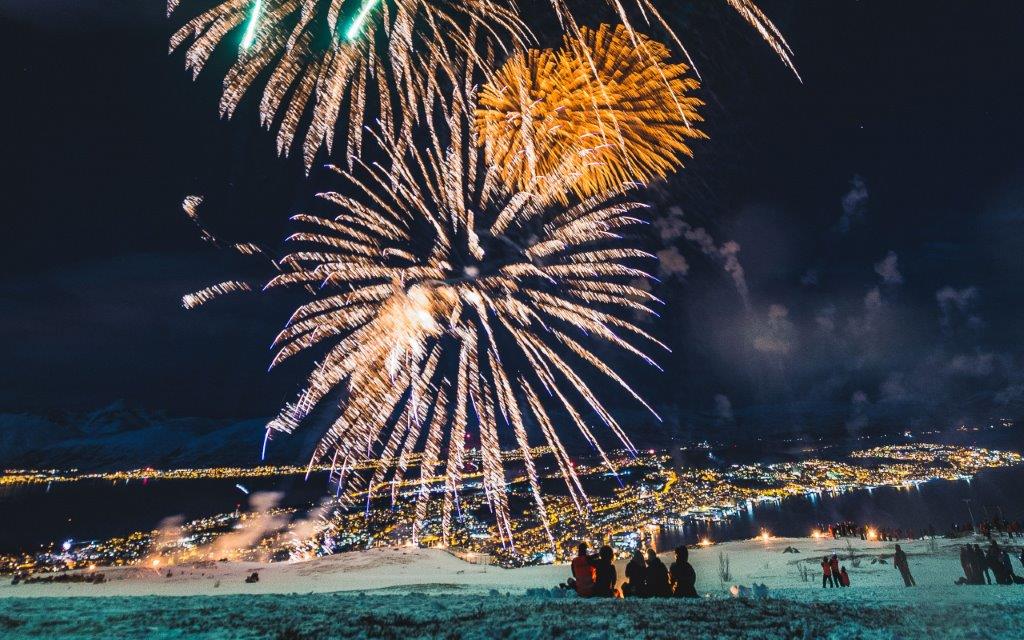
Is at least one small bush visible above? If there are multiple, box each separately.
[797,563,811,582]
[719,552,732,584]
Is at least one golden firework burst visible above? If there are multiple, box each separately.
[169,1,794,173]
[184,93,664,548]
[476,23,708,199]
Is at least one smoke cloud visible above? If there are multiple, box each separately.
[656,246,689,279]
[874,251,903,285]
[936,286,982,335]
[837,175,868,233]
[713,394,735,424]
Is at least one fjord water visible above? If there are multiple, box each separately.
[3,430,1023,555]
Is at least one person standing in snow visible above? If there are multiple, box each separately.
[624,550,647,597]
[999,548,1019,583]
[973,544,992,584]
[645,549,672,597]
[570,543,596,597]
[669,546,698,598]
[821,556,834,588]
[893,544,915,586]
[592,545,618,597]
[987,541,1011,585]
[829,554,840,583]
[959,545,975,584]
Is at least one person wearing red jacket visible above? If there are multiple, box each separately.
[821,556,834,588]
[570,543,596,597]
[839,566,851,587]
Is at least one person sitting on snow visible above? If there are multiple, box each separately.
[569,543,596,597]
[839,566,851,587]
[645,549,672,597]
[669,546,698,598]
[592,546,618,597]
[623,550,647,597]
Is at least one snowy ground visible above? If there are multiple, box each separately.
[3,536,1024,638]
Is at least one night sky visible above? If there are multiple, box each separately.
[2,1,1022,438]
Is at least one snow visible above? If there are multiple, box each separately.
[3,536,1024,638]
[0,535,1012,598]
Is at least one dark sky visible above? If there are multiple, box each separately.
[2,1,1022,434]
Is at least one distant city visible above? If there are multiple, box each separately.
[3,436,1020,575]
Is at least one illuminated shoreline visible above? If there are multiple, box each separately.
[2,443,1020,574]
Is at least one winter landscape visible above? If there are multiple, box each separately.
[5,537,1024,639]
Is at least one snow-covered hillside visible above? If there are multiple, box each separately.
[2,536,1023,639]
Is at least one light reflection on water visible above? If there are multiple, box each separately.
[657,466,1024,550]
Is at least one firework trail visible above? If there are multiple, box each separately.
[168,1,793,171]
[476,23,706,199]
[185,89,665,548]
[168,0,527,170]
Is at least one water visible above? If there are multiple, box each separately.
[4,436,1024,555]
[0,472,332,553]
[657,465,1024,550]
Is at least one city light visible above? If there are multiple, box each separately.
[3,443,1020,574]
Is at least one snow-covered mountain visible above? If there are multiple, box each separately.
[0,401,308,471]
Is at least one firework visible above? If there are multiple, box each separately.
[168,0,526,170]
[182,280,253,309]
[476,23,707,199]
[169,1,793,172]
[190,91,661,549]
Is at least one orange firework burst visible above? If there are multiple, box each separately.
[476,24,708,199]
[169,1,793,173]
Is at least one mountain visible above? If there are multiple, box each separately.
[0,401,309,471]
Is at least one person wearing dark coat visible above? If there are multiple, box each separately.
[893,544,915,586]
[974,544,992,584]
[592,545,618,597]
[669,546,698,597]
[959,545,975,584]
[624,550,647,597]
[987,541,1011,585]
[1000,549,1019,583]
[645,549,672,597]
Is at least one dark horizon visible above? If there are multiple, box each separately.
[2,1,1023,444]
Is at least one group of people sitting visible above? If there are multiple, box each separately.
[957,540,1024,585]
[564,543,697,598]
[819,553,851,588]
